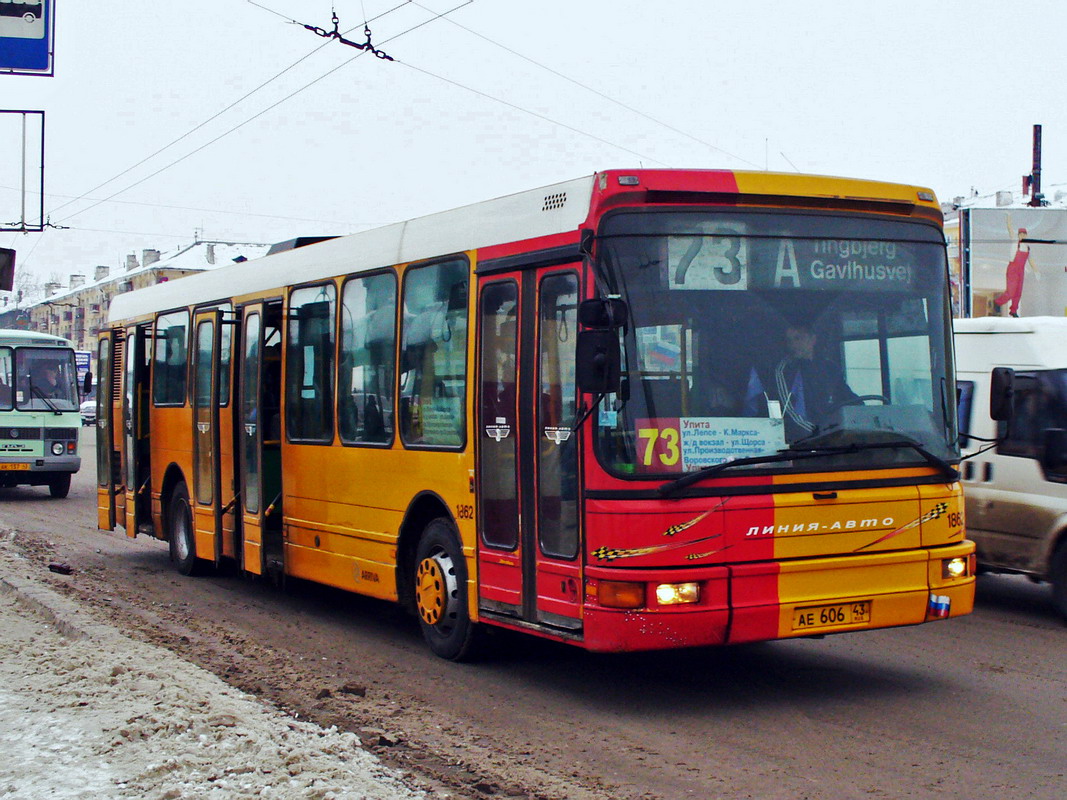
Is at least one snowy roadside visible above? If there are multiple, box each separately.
[0,532,427,800]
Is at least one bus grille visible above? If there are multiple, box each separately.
[0,428,43,440]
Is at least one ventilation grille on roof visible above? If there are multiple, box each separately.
[542,192,567,211]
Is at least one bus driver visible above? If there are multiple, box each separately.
[744,322,858,438]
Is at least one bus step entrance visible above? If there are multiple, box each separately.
[265,557,285,588]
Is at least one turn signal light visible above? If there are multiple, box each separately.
[598,580,645,609]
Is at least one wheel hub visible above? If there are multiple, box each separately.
[416,551,457,627]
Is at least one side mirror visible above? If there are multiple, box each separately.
[989,367,1015,422]
[83,371,93,397]
[1042,427,1067,472]
[578,297,628,330]
[576,329,621,394]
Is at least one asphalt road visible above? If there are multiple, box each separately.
[1,430,1064,800]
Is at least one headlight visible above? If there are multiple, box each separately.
[51,442,65,456]
[656,582,700,605]
[942,556,968,579]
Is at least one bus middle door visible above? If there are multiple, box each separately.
[192,309,224,564]
[236,301,284,578]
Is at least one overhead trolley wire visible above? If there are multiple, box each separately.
[0,184,378,228]
[49,1,413,224]
[53,0,701,228]
[396,60,666,166]
[51,1,459,227]
[409,1,761,169]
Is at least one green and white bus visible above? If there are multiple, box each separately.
[0,329,82,498]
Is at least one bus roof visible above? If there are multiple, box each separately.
[0,329,74,348]
[108,168,940,324]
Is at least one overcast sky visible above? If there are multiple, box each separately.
[2,0,1066,287]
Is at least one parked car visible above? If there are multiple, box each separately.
[955,316,1067,618]
[80,397,96,426]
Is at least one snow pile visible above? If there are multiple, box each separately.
[0,552,425,800]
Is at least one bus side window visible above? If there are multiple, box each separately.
[0,346,11,408]
[153,311,190,406]
[399,259,468,447]
[339,272,397,445]
[285,285,336,443]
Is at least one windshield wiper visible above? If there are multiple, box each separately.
[657,450,831,498]
[658,437,959,498]
[29,383,62,415]
[783,438,959,481]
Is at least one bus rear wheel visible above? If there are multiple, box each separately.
[168,483,203,576]
[48,473,71,499]
[413,518,480,661]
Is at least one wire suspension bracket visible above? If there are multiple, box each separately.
[304,12,395,61]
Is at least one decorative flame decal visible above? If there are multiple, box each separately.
[591,504,730,562]
[854,502,947,552]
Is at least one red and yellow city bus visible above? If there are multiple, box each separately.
[96,169,975,660]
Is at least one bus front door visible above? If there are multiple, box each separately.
[477,266,583,633]
[122,324,152,538]
[192,310,224,564]
[236,301,284,578]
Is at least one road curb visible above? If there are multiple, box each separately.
[0,536,117,643]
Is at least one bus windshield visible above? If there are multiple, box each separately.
[593,210,957,477]
[13,346,79,411]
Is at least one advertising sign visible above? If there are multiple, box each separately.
[75,350,91,384]
[0,0,53,75]
[965,208,1067,318]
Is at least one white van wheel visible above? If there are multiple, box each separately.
[1051,544,1067,620]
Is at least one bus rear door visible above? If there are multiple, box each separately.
[96,333,117,530]
[122,324,152,537]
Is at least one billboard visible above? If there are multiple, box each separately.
[0,0,53,75]
[963,207,1067,318]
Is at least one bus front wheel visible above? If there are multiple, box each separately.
[48,473,71,499]
[413,518,480,661]
[168,483,203,576]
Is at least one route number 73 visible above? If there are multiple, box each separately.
[638,426,681,467]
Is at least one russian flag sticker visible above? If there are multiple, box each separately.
[928,594,951,619]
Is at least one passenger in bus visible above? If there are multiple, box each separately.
[743,323,857,438]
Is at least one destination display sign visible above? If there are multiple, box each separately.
[667,227,919,293]
[634,416,786,473]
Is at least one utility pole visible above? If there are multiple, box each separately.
[1024,124,1046,207]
